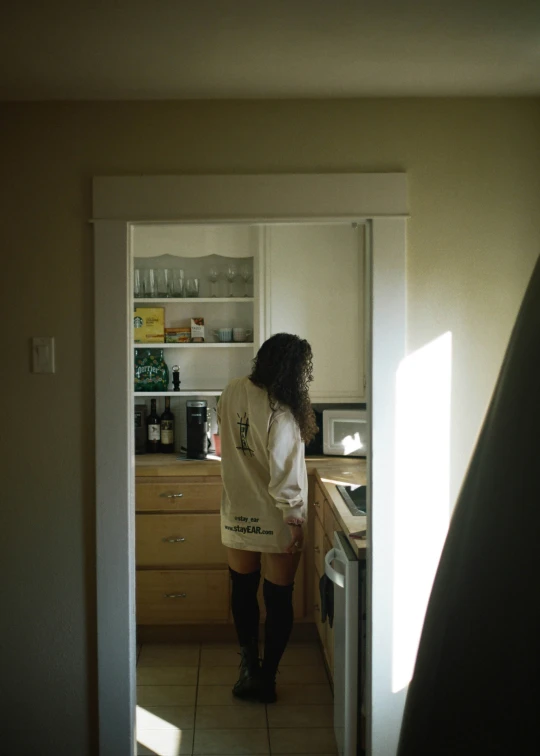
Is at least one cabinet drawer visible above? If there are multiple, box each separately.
[314,514,326,577]
[313,567,326,646]
[313,483,325,522]
[323,500,339,543]
[136,569,229,624]
[136,480,222,512]
[136,514,227,567]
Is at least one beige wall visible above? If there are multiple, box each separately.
[1,99,539,754]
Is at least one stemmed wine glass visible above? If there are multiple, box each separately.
[239,264,251,297]
[225,264,237,297]
[208,266,219,297]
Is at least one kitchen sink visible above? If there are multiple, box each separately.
[336,484,367,516]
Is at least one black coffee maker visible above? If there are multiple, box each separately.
[186,400,208,459]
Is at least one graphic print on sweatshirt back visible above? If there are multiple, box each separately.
[217,376,308,553]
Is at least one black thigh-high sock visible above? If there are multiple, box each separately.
[229,567,261,648]
[262,579,294,680]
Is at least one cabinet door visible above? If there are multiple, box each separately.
[314,515,326,578]
[267,224,365,401]
[323,500,339,543]
[313,482,325,522]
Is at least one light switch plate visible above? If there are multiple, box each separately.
[32,336,55,373]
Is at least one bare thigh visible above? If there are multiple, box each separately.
[265,552,302,587]
[227,547,261,574]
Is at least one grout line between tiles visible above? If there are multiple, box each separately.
[265,701,272,756]
[190,642,201,756]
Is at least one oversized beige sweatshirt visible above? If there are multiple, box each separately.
[217,376,308,553]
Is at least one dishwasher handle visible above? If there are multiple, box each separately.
[325,547,346,588]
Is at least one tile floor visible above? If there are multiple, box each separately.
[136,640,337,756]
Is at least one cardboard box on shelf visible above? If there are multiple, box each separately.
[191,317,205,343]
[165,327,191,343]
[134,308,165,343]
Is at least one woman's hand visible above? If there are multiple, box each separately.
[285,523,304,554]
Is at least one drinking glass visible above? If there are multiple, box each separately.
[185,277,199,298]
[143,268,157,298]
[207,266,219,297]
[239,264,251,297]
[225,264,237,297]
[172,269,185,297]
[157,268,173,298]
[134,269,142,298]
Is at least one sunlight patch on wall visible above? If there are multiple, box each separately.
[392,332,452,694]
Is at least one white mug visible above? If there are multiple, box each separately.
[213,328,233,342]
[232,328,252,342]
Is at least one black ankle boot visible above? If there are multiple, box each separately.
[258,670,277,703]
[232,644,260,700]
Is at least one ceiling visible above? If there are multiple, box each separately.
[1,1,540,100]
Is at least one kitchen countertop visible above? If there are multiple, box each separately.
[314,464,367,558]
[136,454,367,556]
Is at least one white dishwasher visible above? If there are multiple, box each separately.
[325,531,364,756]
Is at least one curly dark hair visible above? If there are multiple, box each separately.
[250,333,318,444]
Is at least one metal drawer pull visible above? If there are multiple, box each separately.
[160,492,184,498]
[165,593,187,599]
[314,546,321,553]
[163,537,186,543]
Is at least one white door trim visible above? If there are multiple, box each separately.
[93,173,408,222]
[93,174,408,756]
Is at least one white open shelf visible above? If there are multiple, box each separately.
[134,297,254,304]
[134,390,222,397]
[134,342,253,348]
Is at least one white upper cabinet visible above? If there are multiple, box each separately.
[265,223,365,402]
[130,221,366,403]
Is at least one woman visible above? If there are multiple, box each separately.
[217,333,318,703]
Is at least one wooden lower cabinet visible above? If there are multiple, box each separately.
[314,513,326,577]
[137,569,230,624]
[312,480,336,679]
[136,475,229,626]
[134,472,314,627]
[323,499,339,543]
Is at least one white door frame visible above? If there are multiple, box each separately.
[93,174,408,756]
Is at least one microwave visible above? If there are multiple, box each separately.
[322,409,368,457]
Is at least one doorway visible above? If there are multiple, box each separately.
[93,173,408,756]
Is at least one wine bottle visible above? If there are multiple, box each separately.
[146,398,161,454]
[160,397,175,454]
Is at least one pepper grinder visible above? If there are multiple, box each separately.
[172,365,181,391]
